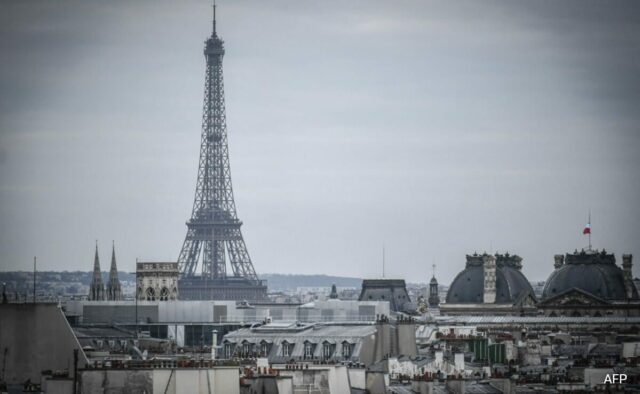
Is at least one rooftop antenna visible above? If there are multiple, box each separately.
[382,244,386,279]
[135,257,139,339]
[212,0,217,36]
[33,256,36,304]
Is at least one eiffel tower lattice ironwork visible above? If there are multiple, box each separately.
[178,5,258,282]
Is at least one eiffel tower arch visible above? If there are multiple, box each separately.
[177,5,267,301]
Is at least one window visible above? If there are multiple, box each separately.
[243,342,252,357]
[342,342,352,358]
[224,344,234,358]
[304,342,314,358]
[261,343,269,356]
[323,343,333,358]
[282,342,292,357]
[145,287,155,301]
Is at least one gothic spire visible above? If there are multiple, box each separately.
[93,242,102,281]
[89,241,105,301]
[106,241,122,301]
[109,241,118,278]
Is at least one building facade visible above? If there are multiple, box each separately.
[136,262,179,301]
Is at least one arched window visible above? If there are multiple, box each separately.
[145,287,155,301]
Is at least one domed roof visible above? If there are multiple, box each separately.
[542,250,638,301]
[446,253,535,304]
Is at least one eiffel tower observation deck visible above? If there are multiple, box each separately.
[177,5,267,301]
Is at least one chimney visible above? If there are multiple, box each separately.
[554,255,564,269]
[211,330,218,360]
[483,255,496,304]
[622,254,634,299]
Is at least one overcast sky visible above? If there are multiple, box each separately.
[1,0,639,284]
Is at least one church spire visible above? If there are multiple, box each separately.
[93,241,101,274]
[106,241,122,301]
[89,242,105,301]
[109,241,117,275]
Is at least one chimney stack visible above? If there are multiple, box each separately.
[211,330,218,360]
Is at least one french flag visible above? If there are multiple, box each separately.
[583,223,591,235]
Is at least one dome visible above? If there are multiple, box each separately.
[430,276,438,284]
[446,253,535,304]
[542,250,638,301]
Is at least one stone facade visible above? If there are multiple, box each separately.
[136,262,179,301]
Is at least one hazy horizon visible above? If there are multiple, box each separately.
[1,0,639,284]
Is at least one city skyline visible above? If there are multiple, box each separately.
[1,0,639,284]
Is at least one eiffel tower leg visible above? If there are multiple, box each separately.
[227,235,257,280]
[178,228,202,277]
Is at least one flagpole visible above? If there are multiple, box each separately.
[588,211,591,251]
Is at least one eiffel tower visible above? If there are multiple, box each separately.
[177,5,266,301]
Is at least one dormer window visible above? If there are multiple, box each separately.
[323,342,333,359]
[224,343,235,358]
[260,342,270,356]
[342,342,352,358]
[304,342,314,358]
[242,342,252,357]
[282,341,293,357]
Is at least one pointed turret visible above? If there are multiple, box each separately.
[89,242,105,301]
[106,241,122,301]
[428,264,440,307]
[329,284,339,299]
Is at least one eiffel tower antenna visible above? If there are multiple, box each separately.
[177,3,265,300]
[212,0,217,36]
